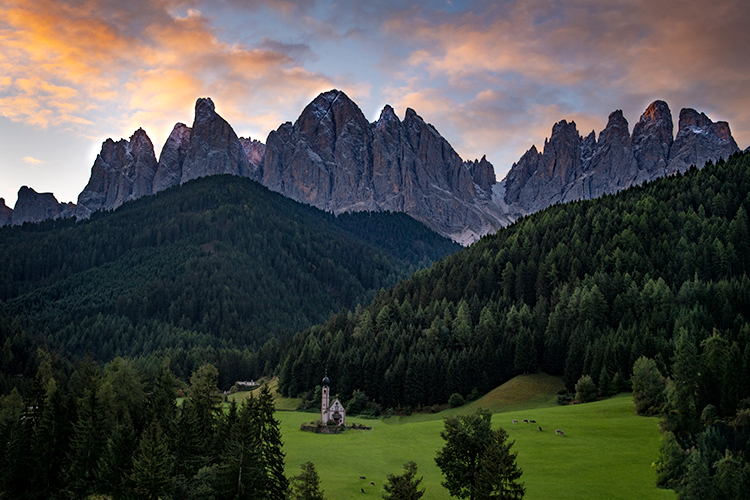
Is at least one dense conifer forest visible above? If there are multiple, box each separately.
[278,152,750,411]
[0,175,459,385]
[0,351,290,500]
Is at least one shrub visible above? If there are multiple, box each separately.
[448,393,465,408]
[557,393,573,405]
[574,375,597,404]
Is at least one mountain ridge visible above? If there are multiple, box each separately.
[3,93,743,245]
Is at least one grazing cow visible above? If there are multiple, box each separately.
[523,419,528,423]
[361,488,365,493]
[555,429,565,436]
[529,420,536,423]
[359,476,366,480]
[538,426,543,431]
[512,419,518,424]
[370,482,375,486]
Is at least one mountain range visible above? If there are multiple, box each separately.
[2,91,744,244]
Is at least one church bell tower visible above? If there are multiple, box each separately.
[321,375,330,422]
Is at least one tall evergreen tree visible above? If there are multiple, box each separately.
[289,461,326,500]
[382,461,425,500]
[64,388,108,498]
[131,419,174,500]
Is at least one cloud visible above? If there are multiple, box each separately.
[22,156,46,165]
[374,0,750,174]
[0,0,334,149]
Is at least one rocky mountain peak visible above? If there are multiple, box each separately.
[195,97,216,122]
[75,128,158,218]
[465,155,496,193]
[261,89,508,243]
[678,108,712,130]
[180,97,251,183]
[640,100,672,124]
[12,186,75,225]
[376,105,400,129]
[502,100,740,220]
[239,137,265,179]
[0,198,12,226]
[153,123,192,193]
[598,110,630,145]
[631,100,673,177]
[543,120,582,184]
[668,107,739,173]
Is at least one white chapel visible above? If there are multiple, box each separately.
[321,375,345,426]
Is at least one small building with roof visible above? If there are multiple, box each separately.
[321,375,345,426]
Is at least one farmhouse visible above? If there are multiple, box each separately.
[321,375,346,426]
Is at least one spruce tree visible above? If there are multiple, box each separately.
[382,461,425,500]
[131,419,174,500]
[255,384,289,500]
[289,461,326,500]
[217,395,265,499]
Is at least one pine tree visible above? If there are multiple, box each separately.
[64,389,108,498]
[97,413,138,499]
[217,395,265,499]
[289,461,326,500]
[472,427,525,500]
[382,461,425,500]
[131,419,174,500]
[255,384,289,500]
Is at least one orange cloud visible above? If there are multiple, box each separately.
[22,156,46,165]
[0,0,334,149]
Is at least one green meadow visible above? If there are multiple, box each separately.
[276,375,676,500]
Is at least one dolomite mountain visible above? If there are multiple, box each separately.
[10,186,75,226]
[259,90,509,243]
[2,94,743,245]
[75,128,158,219]
[0,198,12,226]
[501,100,741,217]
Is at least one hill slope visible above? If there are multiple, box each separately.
[0,175,459,371]
[278,152,750,409]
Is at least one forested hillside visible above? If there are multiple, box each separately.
[279,152,750,412]
[0,175,459,384]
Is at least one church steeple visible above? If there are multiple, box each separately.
[320,373,346,426]
[321,374,330,423]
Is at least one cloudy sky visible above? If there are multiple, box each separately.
[1,0,749,206]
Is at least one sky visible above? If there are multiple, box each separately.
[1,0,749,207]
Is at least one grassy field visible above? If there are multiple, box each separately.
[279,377,676,500]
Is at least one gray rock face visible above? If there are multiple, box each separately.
[180,98,250,183]
[0,198,13,226]
[568,110,644,200]
[76,128,158,218]
[502,101,740,217]
[261,90,509,244]
[632,100,673,178]
[239,137,265,180]
[503,119,583,214]
[668,108,739,174]
[466,156,496,193]
[12,186,75,225]
[153,123,191,193]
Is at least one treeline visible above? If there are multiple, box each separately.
[0,175,458,365]
[633,334,750,498]
[278,152,750,411]
[0,347,290,500]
